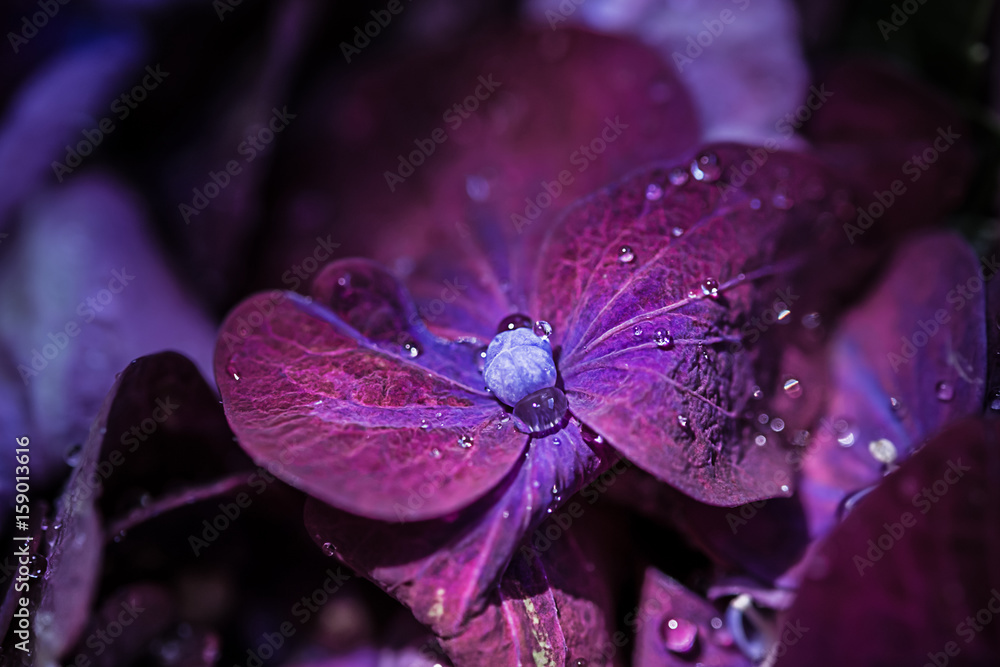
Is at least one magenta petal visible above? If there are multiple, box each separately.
[800,232,987,538]
[634,567,751,667]
[303,422,607,638]
[542,145,836,505]
[777,418,1000,666]
[215,283,526,521]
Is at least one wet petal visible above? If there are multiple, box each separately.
[215,261,528,521]
[539,145,839,505]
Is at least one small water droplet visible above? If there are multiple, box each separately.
[690,152,721,182]
[429,448,441,459]
[458,435,474,449]
[990,392,1000,411]
[837,431,856,447]
[754,434,767,446]
[497,313,533,333]
[770,418,785,432]
[802,312,822,329]
[403,339,422,358]
[321,542,336,556]
[653,328,674,349]
[711,617,723,630]
[671,226,684,237]
[475,345,488,373]
[533,320,553,340]
[700,278,720,299]
[502,510,510,519]
[618,245,636,263]
[935,381,954,402]
[783,378,802,399]
[573,659,588,667]
[780,484,790,493]
[64,443,84,467]
[661,617,698,655]
[553,437,561,446]
[420,419,430,430]
[633,325,643,337]
[668,167,689,186]
[749,198,762,210]
[226,361,240,380]
[868,438,898,464]
[677,414,689,428]
[646,183,664,201]
[776,303,791,321]
[751,385,763,400]
[757,413,769,425]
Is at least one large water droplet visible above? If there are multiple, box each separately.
[484,328,557,405]
[935,381,954,402]
[653,328,674,349]
[700,278,721,299]
[645,183,664,201]
[533,320,553,340]
[497,313,533,333]
[690,152,722,182]
[782,377,802,399]
[726,594,772,663]
[618,245,636,263]
[661,617,698,655]
[513,387,569,434]
[668,167,689,186]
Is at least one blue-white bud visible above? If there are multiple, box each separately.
[483,328,557,406]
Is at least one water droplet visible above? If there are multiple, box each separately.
[771,192,794,209]
[802,312,821,329]
[645,183,663,201]
[553,437,561,446]
[633,325,643,337]
[751,385,763,400]
[573,660,588,667]
[754,434,767,446]
[420,419,430,430]
[690,152,721,182]
[533,320,553,340]
[226,361,240,380]
[749,198,761,210]
[671,226,684,237]
[429,448,442,459]
[497,313,533,333]
[402,339,422,358]
[990,391,1000,411]
[321,542,336,556]
[502,510,510,519]
[513,387,569,434]
[726,594,772,663]
[677,414,689,428]
[889,396,904,413]
[63,443,84,467]
[458,435,474,449]
[770,418,785,432]
[776,303,791,321]
[465,174,491,201]
[653,328,674,348]
[840,485,875,518]
[780,484,790,493]
[700,278,720,299]
[783,378,802,399]
[475,345,488,373]
[837,431,855,447]
[668,167,689,186]
[661,617,698,655]
[868,438,898,464]
[711,617,723,630]
[618,245,636,263]
[757,413,769,425]
[935,381,954,402]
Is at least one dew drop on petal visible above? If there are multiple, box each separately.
[321,542,336,556]
[935,381,954,402]
[751,385,763,400]
[646,183,664,201]
[990,391,1000,411]
[618,245,636,263]
[661,617,698,655]
[676,414,689,428]
[64,443,83,467]
[513,387,569,434]
[711,617,723,630]
[749,198,761,210]
[671,226,684,237]
[782,377,802,399]
[429,448,441,459]
[757,413,769,425]
[475,345,488,373]
[700,278,720,299]
[497,313,533,333]
[837,431,856,447]
[668,167,689,186]
[533,320,553,340]
[634,325,643,337]
[458,434,474,449]
[868,438,898,464]
[770,418,785,432]
[653,328,674,349]
[754,434,767,446]
[226,361,240,381]
[690,152,721,182]
[402,339,422,358]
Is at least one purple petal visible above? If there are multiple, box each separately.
[799,232,987,538]
[540,145,838,505]
[634,567,751,667]
[216,261,530,521]
[777,418,1000,665]
[303,422,608,637]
